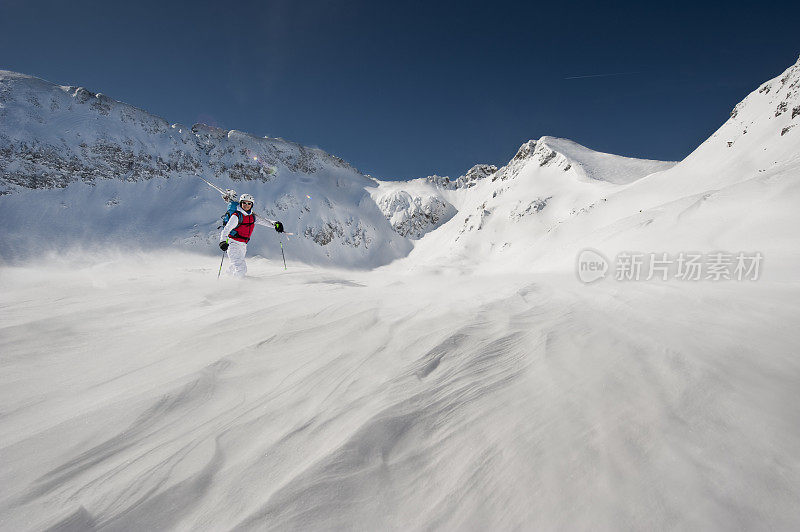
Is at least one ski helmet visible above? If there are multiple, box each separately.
[239,193,255,204]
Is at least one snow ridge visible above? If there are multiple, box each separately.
[493,136,675,184]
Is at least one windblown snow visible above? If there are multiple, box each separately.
[1,56,799,530]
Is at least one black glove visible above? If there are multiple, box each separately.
[274,221,284,233]
[219,241,229,251]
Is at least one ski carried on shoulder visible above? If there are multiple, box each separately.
[193,173,228,195]
[192,173,294,235]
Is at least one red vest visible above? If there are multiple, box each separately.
[229,211,255,243]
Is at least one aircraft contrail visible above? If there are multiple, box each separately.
[563,71,641,80]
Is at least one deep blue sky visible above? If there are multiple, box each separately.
[1,0,798,179]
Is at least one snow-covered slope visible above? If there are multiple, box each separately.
[372,186,457,239]
[1,54,800,532]
[397,135,676,271]
[2,255,799,530]
[529,136,676,185]
[399,57,800,278]
[0,70,411,267]
[371,137,674,246]
[369,164,498,239]
[498,55,800,278]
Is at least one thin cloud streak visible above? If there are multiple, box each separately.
[564,71,642,80]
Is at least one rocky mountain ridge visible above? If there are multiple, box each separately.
[0,70,409,266]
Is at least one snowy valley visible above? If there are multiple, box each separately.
[1,55,800,531]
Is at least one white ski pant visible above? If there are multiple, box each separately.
[226,240,248,279]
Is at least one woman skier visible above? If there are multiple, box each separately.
[219,193,284,278]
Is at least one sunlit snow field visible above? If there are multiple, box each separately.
[2,54,800,532]
[1,252,799,530]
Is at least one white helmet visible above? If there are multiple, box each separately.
[239,193,255,204]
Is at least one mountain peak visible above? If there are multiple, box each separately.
[492,136,674,185]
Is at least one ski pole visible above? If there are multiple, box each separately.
[280,239,287,270]
[217,249,226,279]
